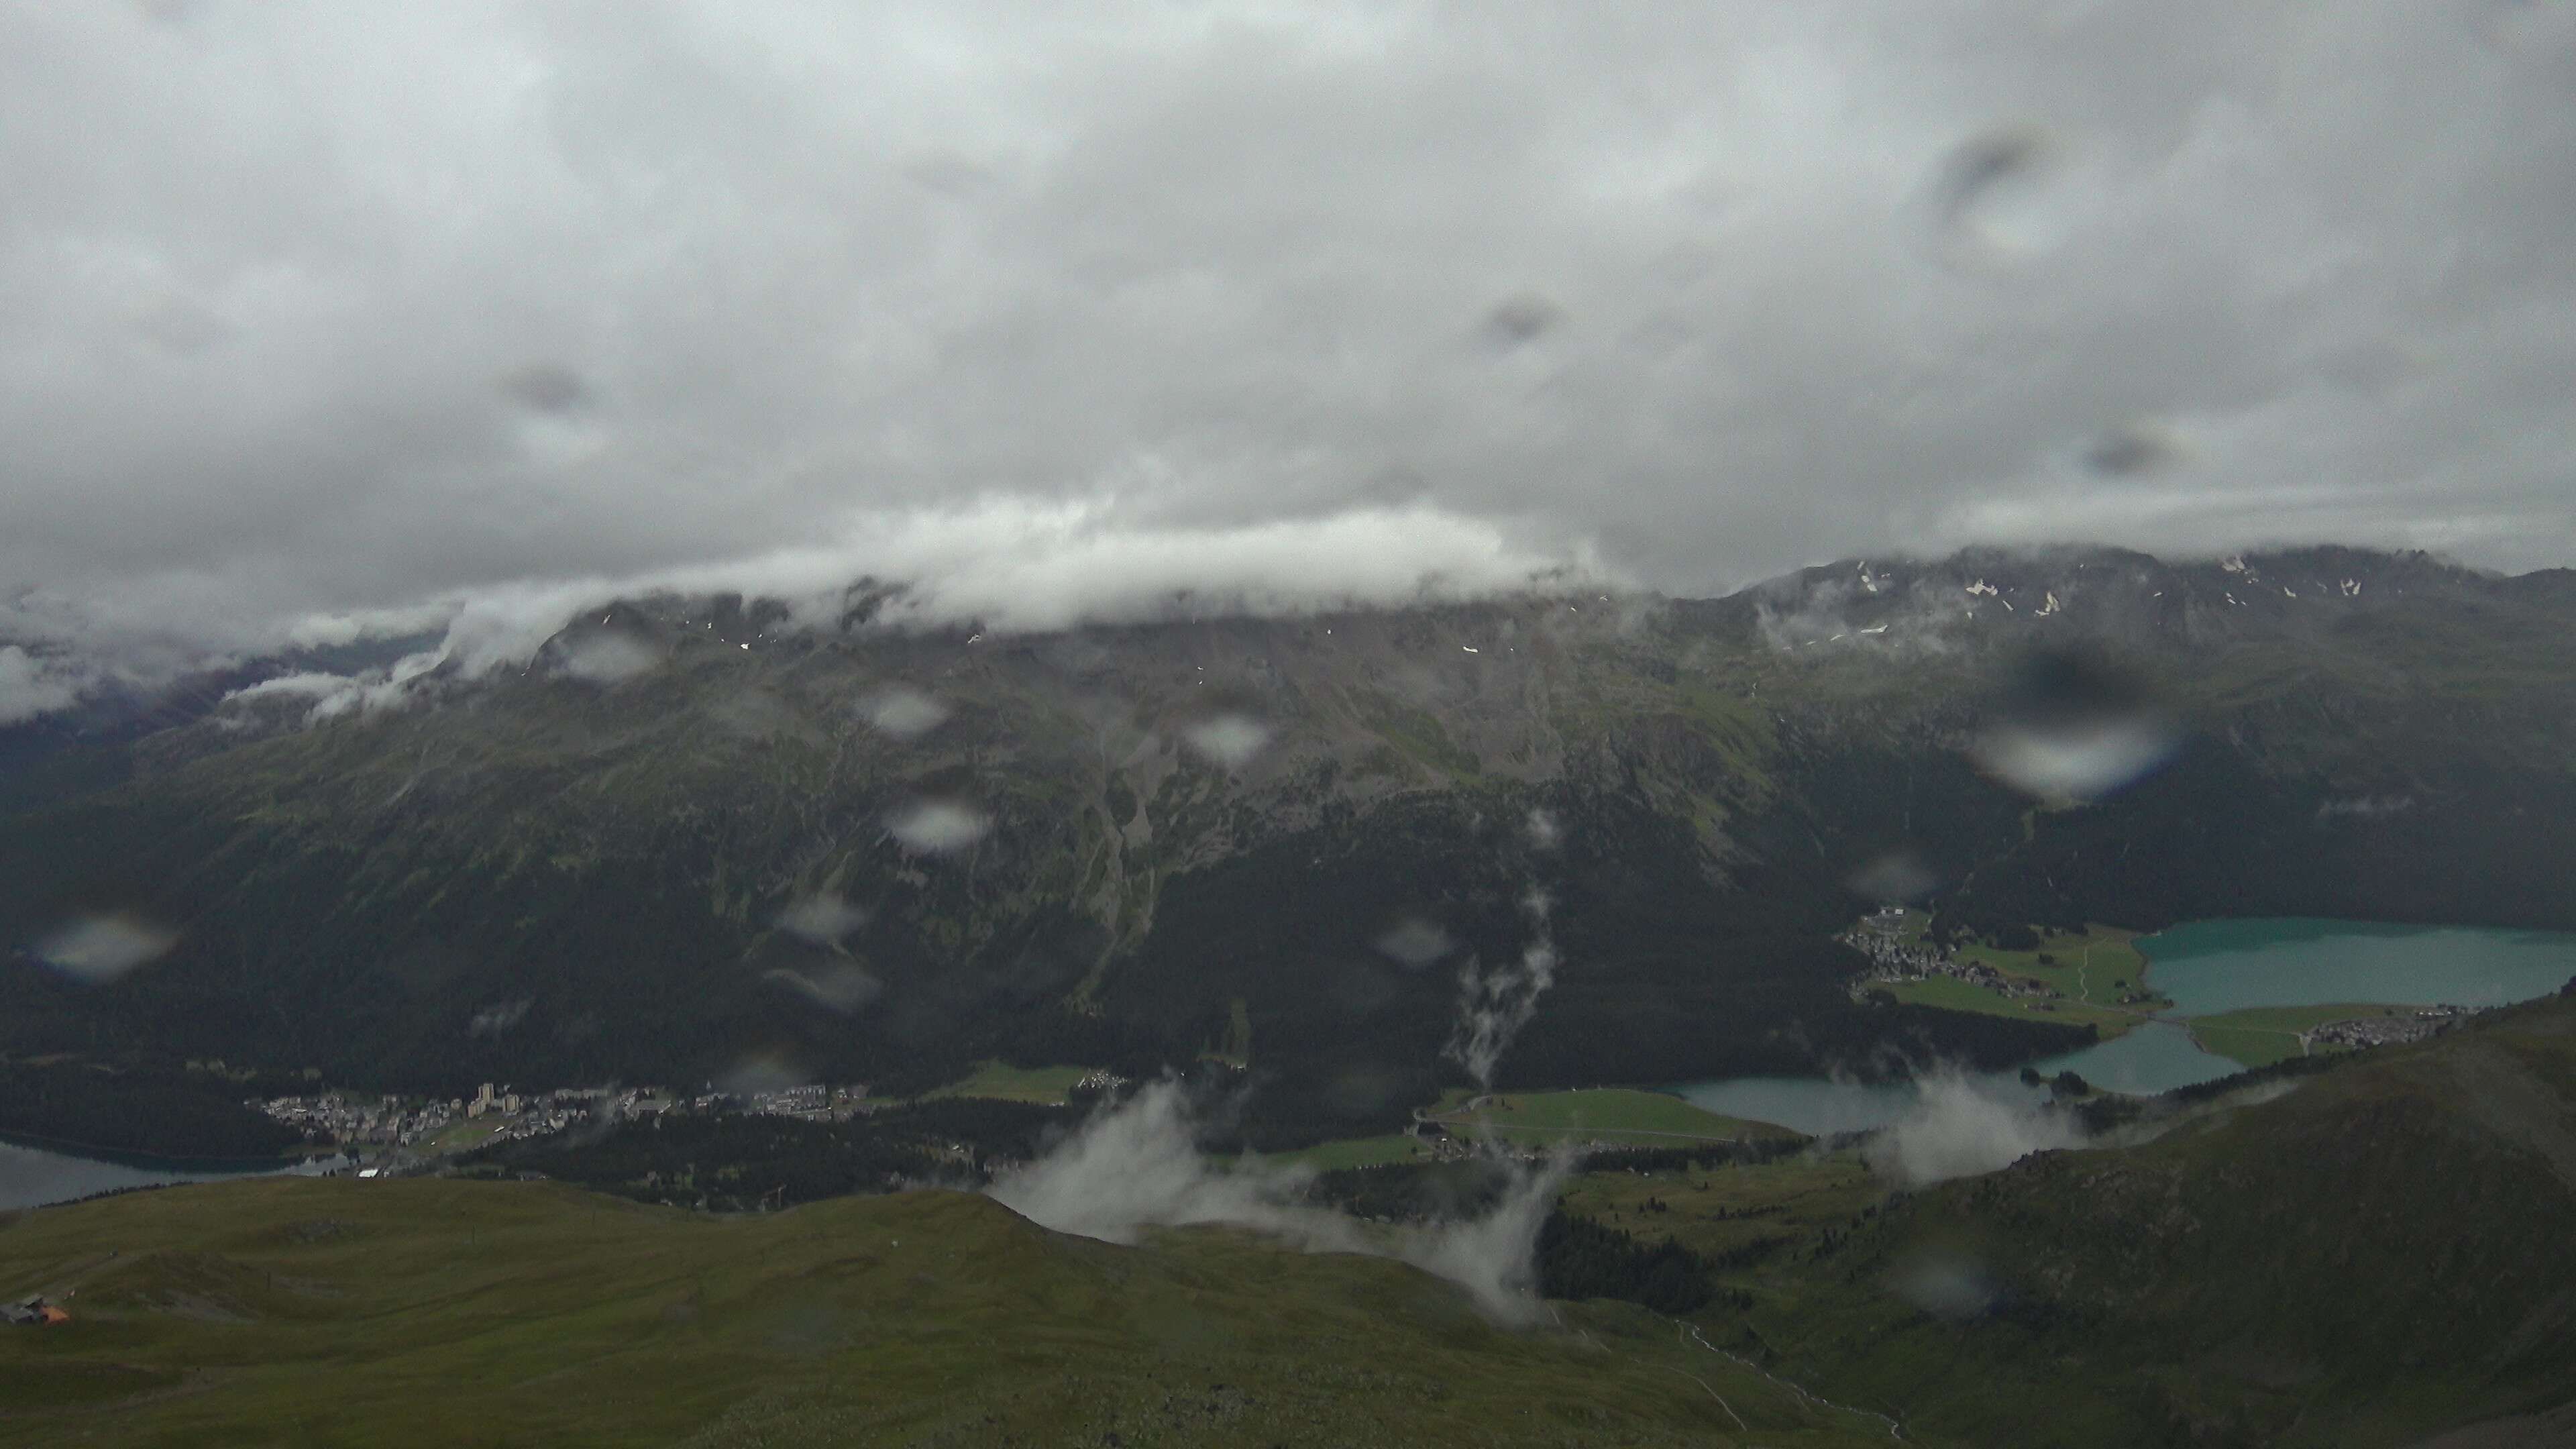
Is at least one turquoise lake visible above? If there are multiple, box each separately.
[1676,918,2576,1137]
[2137,918,2576,1016]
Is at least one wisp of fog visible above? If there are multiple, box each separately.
[989,1080,1568,1325]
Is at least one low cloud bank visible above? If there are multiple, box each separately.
[1863,1075,2084,1186]
[988,1080,1568,1324]
[0,645,85,726]
[7,498,1598,731]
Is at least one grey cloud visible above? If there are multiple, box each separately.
[0,646,87,725]
[2,1,2570,715]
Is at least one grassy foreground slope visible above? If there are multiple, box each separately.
[0,1177,1894,1448]
[1729,988,2576,1448]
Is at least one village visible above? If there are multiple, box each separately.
[1838,906,2057,1003]
[2308,1006,2470,1052]
[247,1079,879,1177]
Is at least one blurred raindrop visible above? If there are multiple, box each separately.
[1972,648,2176,802]
[765,963,883,1015]
[35,915,178,984]
[859,686,951,741]
[498,363,593,415]
[1847,851,1939,905]
[1929,124,2081,265]
[1481,294,1562,349]
[2077,419,2191,478]
[1889,1251,1998,1320]
[886,799,990,853]
[777,892,867,944]
[1373,918,1455,969]
[716,1053,811,1099]
[1523,807,1560,851]
[549,623,664,685]
[1181,712,1272,769]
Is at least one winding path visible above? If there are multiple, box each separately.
[1676,1320,1907,1441]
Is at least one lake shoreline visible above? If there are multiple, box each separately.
[0,1128,325,1173]
[1672,916,2576,1136]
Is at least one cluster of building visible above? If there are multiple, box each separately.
[255,1083,617,1153]
[724,1083,875,1119]
[1840,908,2054,1002]
[2309,1007,2468,1052]
[254,1080,894,1162]
[256,1091,462,1148]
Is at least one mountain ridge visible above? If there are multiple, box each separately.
[3,544,2570,1144]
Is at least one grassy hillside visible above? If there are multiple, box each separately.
[1726,989,2576,1446]
[0,1177,1897,1448]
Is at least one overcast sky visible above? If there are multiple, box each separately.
[4,1,2572,704]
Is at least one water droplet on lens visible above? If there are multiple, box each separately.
[1481,295,1562,348]
[545,619,664,684]
[1846,851,1939,904]
[859,686,951,741]
[1973,648,2175,802]
[1929,125,2080,266]
[2078,420,2188,478]
[498,364,592,415]
[886,799,990,854]
[716,1053,811,1099]
[765,963,882,1014]
[1523,808,1560,851]
[1373,918,1455,969]
[1889,1250,1998,1320]
[35,915,178,984]
[1181,712,1272,769]
[777,893,867,944]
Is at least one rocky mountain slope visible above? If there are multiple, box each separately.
[2,546,2570,1142]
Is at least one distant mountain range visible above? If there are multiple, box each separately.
[4,545,2571,1145]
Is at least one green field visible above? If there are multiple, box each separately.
[2186,1003,2408,1068]
[1957,924,2160,1009]
[1263,1132,1430,1170]
[1874,922,2167,1038]
[423,1116,507,1155]
[1433,1087,1802,1146]
[919,1060,1095,1105]
[1261,1088,1795,1171]
[1882,974,2139,1037]
[0,1175,1901,1447]
[1559,1152,1883,1271]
